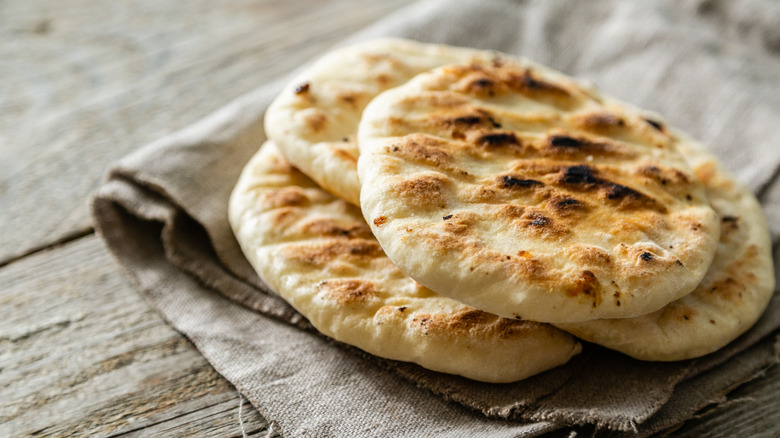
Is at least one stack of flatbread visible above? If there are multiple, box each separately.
[229,39,774,383]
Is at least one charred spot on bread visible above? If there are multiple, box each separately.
[556,165,661,211]
[294,82,310,94]
[501,175,544,189]
[477,132,520,148]
[644,118,664,132]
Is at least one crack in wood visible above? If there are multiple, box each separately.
[0,227,94,268]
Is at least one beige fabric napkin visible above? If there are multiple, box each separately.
[92,0,780,436]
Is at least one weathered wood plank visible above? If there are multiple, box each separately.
[0,236,269,437]
[116,397,275,438]
[0,0,414,264]
[670,361,780,438]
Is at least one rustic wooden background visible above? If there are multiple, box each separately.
[1,0,777,437]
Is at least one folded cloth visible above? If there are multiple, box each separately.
[91,0,780,436]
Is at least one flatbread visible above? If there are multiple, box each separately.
[264,38,487,205]
[555,135,775,360]
[358,59,721,323]
[228,141,581,383]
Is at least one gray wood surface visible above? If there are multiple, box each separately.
[1,0,777,436]
[0,237,271,437]
[0,0,412,264]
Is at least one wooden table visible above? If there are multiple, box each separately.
[1,1,777,436]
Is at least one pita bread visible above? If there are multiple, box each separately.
[264,38,487,205]
[357,59,720,323]
[556,136,775,360]
[229,141,581,383]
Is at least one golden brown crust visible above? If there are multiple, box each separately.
[358,58,720,323]
[262,187,310,208]
[412,309,544,339]
[319,279,377,305]
[390,173,452,209]
[301,218,373,239]
[281,239,384,266]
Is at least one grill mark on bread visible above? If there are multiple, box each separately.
[721,215,741,237]
[318,279,377,305]
[391,173,451,209]
[463,76,499,97]
[375,73,392,86]
[282,240,383,266]
[268,207,303,228]
[265,155,296,175]
[263,187,310,208]
[573,112,626,133]
[555,165,663,211]
[416,227,550,281]
[708,244,759,303]
[477,132,521,148]
[389,135,469,177]
[544,133,635,159]
[398,93,469,111]
[510,69,573,102]
[440,109,502,130]
[660,303,699,324]
[330,146,358,164]
[451,63,578,108]
[337,91,364,107]
[500,175,544,189]
[546,195,588,217]
[412,309,540,339]
[637,164,692,188]
[304,110,327,133]
[498,204,527,218]
[301,219,372,239]
[360,52,404,69]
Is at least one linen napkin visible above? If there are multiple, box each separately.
[92,0,780,436]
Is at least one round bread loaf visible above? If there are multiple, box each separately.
[229,141,581,383]
[265,38,487,205]
[358,59,720,323]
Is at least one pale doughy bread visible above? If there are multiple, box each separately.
[229,141,581,383]
[556,134,775,360]
[358,59,720,323]
[265,39,487,205]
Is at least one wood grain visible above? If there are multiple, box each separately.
[0,236,274,437]
[670,360,780,438]
[0,0,414,264]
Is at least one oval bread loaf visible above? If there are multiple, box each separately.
[358,58,721,323]
[265,38,488,205]
[229,141,582,383]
